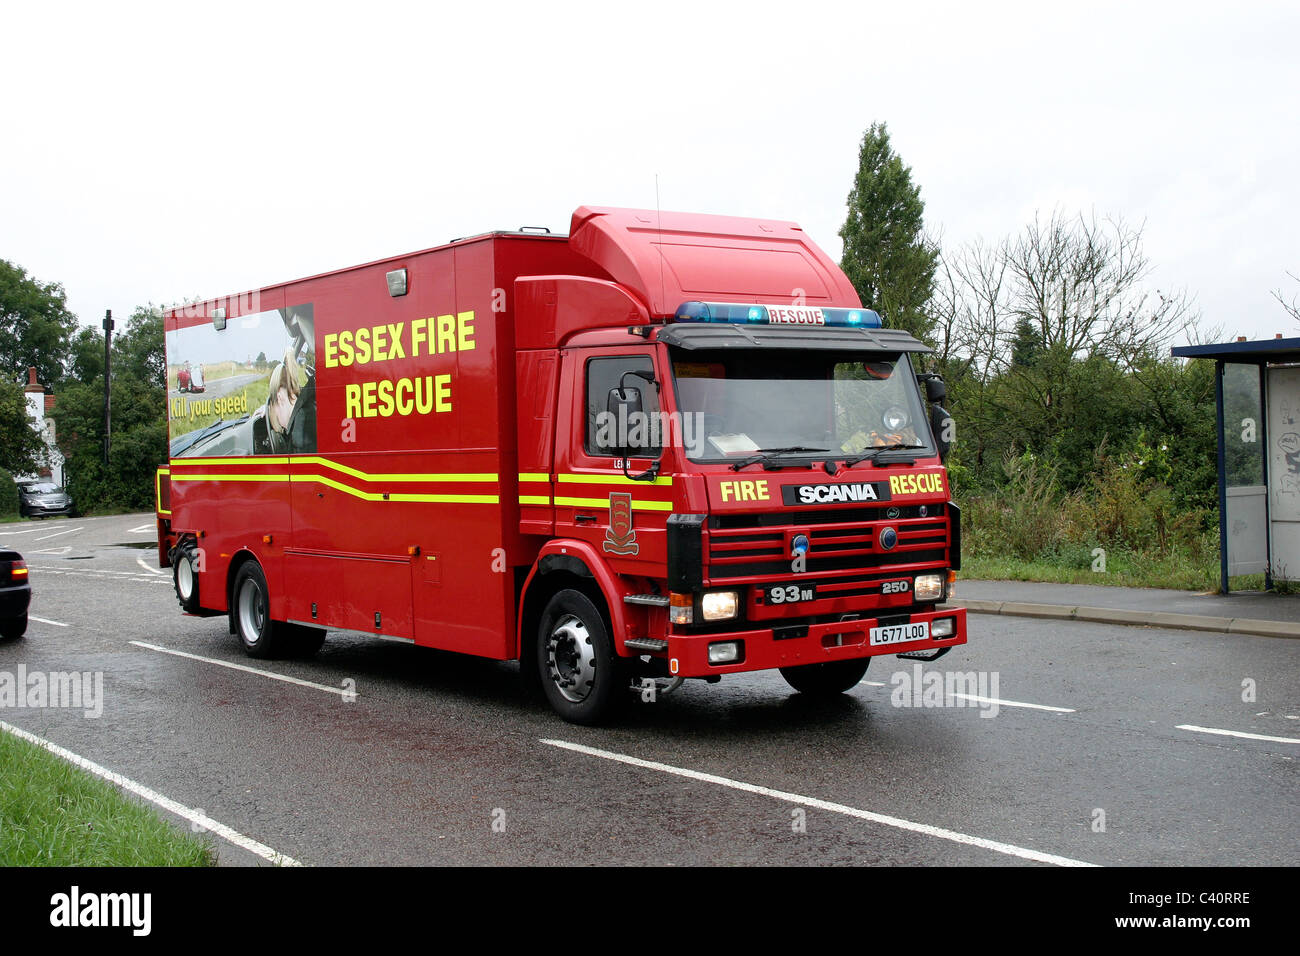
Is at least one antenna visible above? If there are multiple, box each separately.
[656,173,666,315]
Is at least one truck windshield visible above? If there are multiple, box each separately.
[669,350,933,463]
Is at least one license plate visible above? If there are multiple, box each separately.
[869,621,930,646]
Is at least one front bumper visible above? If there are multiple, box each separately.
[665,606,967,677]
[21,502,72,516]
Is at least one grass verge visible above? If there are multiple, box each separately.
[961,550,1220,591]
[0,728,214,866]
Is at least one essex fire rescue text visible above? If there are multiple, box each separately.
[323,311,475,419]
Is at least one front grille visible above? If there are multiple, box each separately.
[712,502,943,529]
[706,512,949,583]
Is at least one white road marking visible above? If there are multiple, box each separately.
[130,641,354,698]
[948,693,1075,713]
[860,680,887,687]
[33,546,72,555]
[0,527,43,536]
[541,738,1098,867]
[0,719,300,866]
[128,524,155,534]
[136,558,165,575]
[1176,724,1300,745]
[33,526,82,541]
[29,616,69,627]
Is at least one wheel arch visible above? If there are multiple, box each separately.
[516,540,631,661]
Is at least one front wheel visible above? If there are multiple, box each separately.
[780,657,871,695]
[537,589,626,725]
[232,561,285,659]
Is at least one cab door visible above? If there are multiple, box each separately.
[553,347,674,574]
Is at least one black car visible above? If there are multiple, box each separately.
[18,481,74,518]
[1,551,30,639]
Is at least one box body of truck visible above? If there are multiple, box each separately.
[157,205,966,722]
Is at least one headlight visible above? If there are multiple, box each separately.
[883,405,910,431]
[700,591,739,621]
[913,573,944,602]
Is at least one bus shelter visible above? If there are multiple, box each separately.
[1172,337,1300,592]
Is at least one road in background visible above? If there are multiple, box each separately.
[1,513,1296,866]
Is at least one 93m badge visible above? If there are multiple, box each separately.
[766,584,816,604]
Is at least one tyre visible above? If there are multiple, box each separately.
[173,542,201,613]
[780,657,871,695]
[537,589,626,725]
[232,561,285,659]
[1,614,26,641]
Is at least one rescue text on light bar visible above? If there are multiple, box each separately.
[672,301,883,328]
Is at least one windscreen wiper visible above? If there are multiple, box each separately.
[729,447,828,472]
[841,443,926,468]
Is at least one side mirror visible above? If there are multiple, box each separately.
[607,386,647,455]
[930,405,954,462]
[922,375,947,404]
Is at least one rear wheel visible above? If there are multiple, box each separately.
[173,542,200,612]
[232,561,285,659]
[780,657,871,695]
[1,614,26,641]
[537,589,626,725]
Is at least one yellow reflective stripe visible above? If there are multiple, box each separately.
[169,471,495,503]
[291,474,497,504]
[558,473,673,486]
[155,468,171,515]
[170,456,497,483]
[291,456,497,483]
[554,495,674,512]
[171,457,291,466]
[519,495,551,505]
[518,473,550,483]
[171,473,291,482]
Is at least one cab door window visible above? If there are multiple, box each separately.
[585,356,661,457]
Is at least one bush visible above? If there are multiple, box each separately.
[0,468,18,518]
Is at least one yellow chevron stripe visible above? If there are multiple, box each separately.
[554,495,674,512]
[557,473,673,487]
[171,473,291,483]
[169,471,495,504]
[170,455,497,483]
[290,474,498,504]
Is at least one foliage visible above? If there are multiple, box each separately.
[0,260,79,390]
[0,467,18,517]
[50,306,167,514]
[0,380,47,477]
[839,122,939,342]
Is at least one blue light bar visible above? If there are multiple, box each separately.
[673,301,882,328]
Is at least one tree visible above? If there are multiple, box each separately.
[0,260,78,388]
[1274,271,1300,326]
[50,305,168,513]
[838,122,939,342]
[65,325,105,384]
[0,380,47,476]
[932,209,1203,490]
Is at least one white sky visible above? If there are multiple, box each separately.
[2,1,1297,345]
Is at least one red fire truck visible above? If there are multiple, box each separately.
[156,206,966,723]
